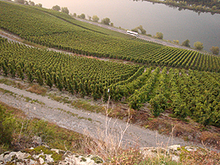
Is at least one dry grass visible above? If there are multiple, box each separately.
[180,148,220,165]
[199,131,220,147]
[1,102,219,164]
[27,84,47,95]
[104,102,220,150]
[72,99,105,113]
[0,78,26,89]
[0,102,85,154]
[0,101,26,118]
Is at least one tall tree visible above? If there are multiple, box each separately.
[61,7,69,14]
[155,32,163,39]
[52,5,61,11]
[92,15,99,22]
[101,18,111,25]
[36,3,42,7]
[181,39,190,47]
[210,46,219,55]
[78,13,85,19]
[194,41,203,50]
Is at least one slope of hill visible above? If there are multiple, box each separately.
[0,1,220,129]
[0,37,220,128]
[1,1,220,72]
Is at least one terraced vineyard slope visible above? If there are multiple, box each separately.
[1,1,220,72]
[0,37,220,127]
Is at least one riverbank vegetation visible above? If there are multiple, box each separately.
[142,0,220,14]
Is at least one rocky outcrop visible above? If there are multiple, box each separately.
[140,144,199,162]
[0,144,203,165]
[0,146,104,165]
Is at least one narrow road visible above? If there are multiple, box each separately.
[74,17,204,53]
[0,83,197,149]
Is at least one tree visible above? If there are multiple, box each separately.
[15,0,24,4]
[24,1,28,5]
[29,1,35,6]
[52,5,61,11]
[155,32,163,39]
[181,39,190,47]
[194,41,203,50]
[210,46,219,55]
[138,25,146,35]
[61,7,69,14]
[131,25,146,34]
[36,3,42,7]
[101,18,111,25]
[173,40,179,44]
[78,13,85,19]
[92,15,99,22]
[131,28,139,33]
[0,105,15,145]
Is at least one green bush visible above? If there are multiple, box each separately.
[0,105,15,145]
[150,94,167,117]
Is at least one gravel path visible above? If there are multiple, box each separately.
[0,83,199,149]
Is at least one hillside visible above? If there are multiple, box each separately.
[1,1,220,72]
[0,0,220,150]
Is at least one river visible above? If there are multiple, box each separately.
[34,0,220,52]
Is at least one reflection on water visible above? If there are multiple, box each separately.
[35,0,220,52]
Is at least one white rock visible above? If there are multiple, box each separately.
[39,157,45,164]
[45,154,54,163]
[185,146,197,152]
[0,154,4,161]
[172,155,180,162]
[32,136,42,145]
[168,145,181,151]
[3,152,17,162]
[51,148,60,154]
[25,159,38,165]
[16,151,30,159]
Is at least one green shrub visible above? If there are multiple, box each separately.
[0,105,15,145]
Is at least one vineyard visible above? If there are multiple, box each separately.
[0,38,220,127]
[1,1,220,73]
[0,1,220,128]
[0,38,139,100]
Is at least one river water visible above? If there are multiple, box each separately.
[35,0,220,52]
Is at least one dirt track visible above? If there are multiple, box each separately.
[0,82,199,149]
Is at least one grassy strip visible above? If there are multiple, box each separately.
[0,101,85,154]
[0,101,220,164]
[1,77,220,149]
[0,78,25,89]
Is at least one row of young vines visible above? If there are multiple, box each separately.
[0,38,139,101]
[0,37,220,127]
[109,66,220,127]
[1,1,220,73]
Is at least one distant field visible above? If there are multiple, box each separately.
[1,1,220,72]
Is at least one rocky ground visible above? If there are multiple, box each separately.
[0,82,197,149]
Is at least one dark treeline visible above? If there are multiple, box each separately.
[140,0,220,14]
